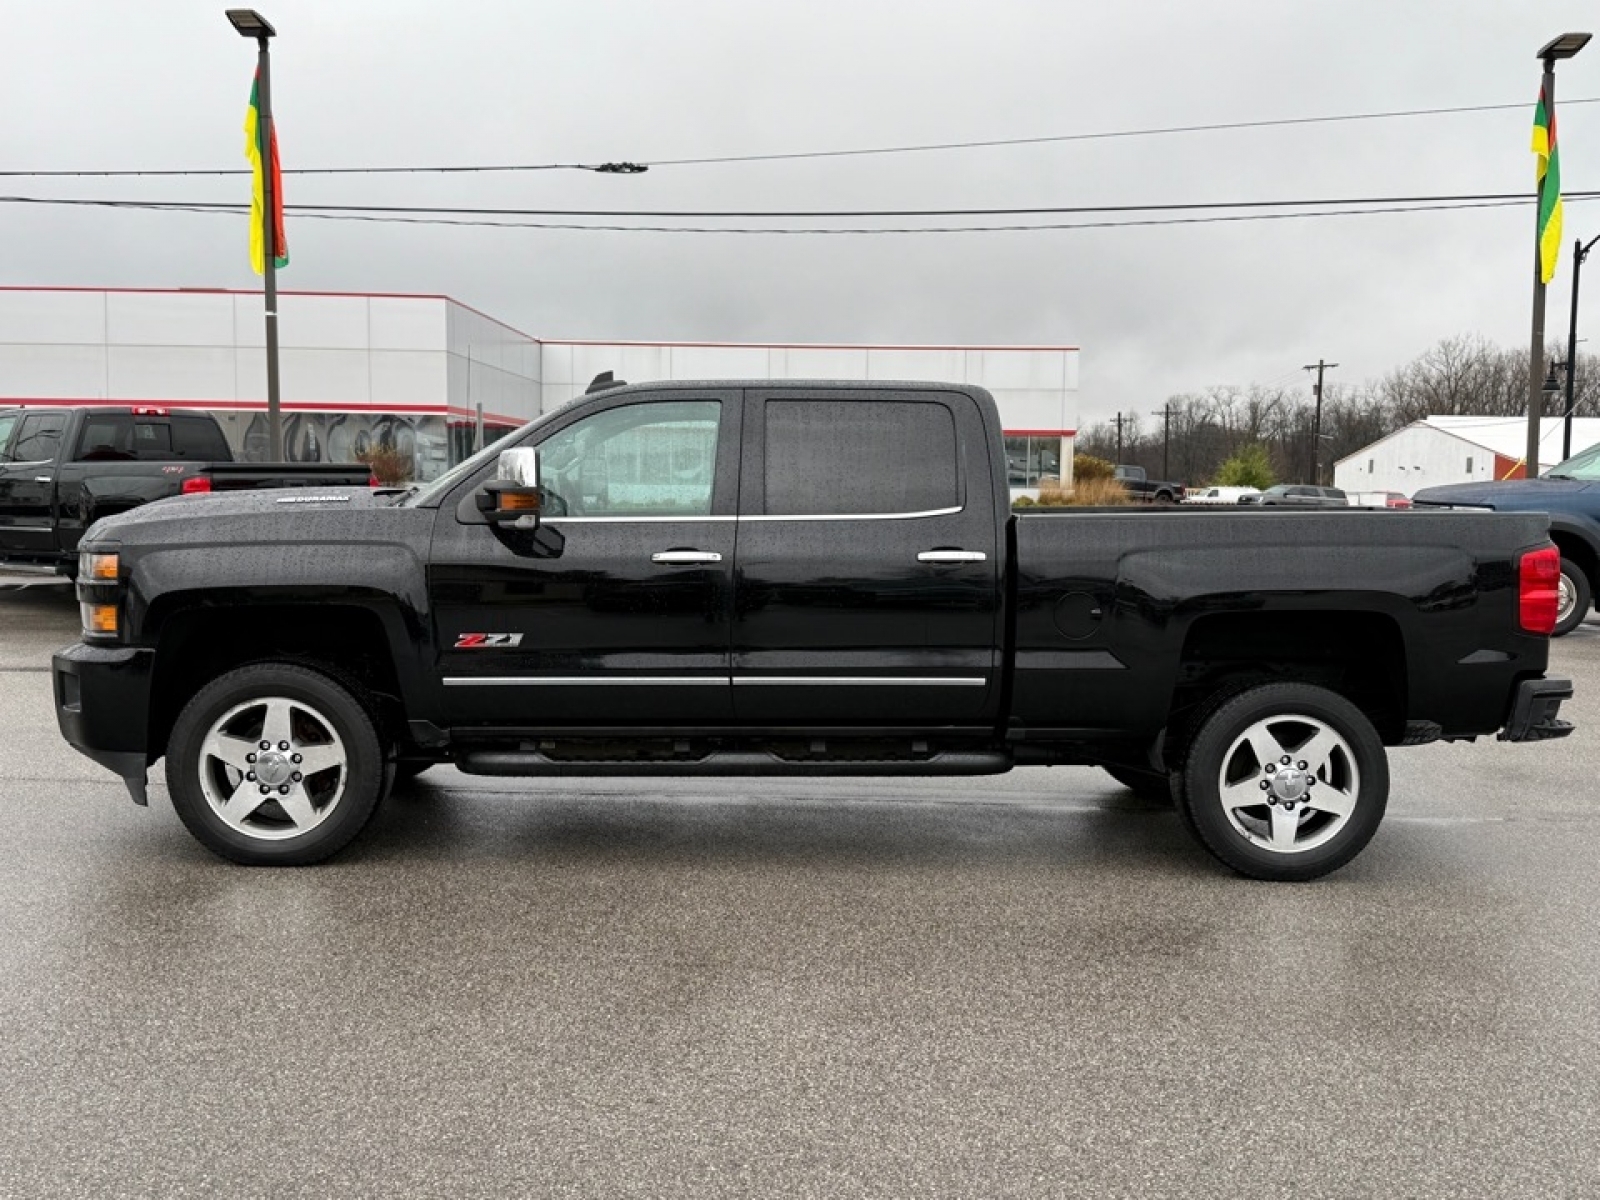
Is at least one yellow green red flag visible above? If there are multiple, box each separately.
[244,71,288,273]
[1533,84,1561,285]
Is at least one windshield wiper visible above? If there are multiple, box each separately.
[1544,473,1577,481]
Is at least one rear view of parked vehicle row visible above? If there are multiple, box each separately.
[54,380,1573,880]
[0,405,375,575]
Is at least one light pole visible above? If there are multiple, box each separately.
[228,8,283,462]
[1527,32,1591,481]
[1562,234,1600,459]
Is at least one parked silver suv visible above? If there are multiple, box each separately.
[1237,484,1349,507]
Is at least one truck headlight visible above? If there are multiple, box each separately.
[77,551,121,639]
[83,552,120,581]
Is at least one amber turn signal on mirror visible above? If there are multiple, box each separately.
[475,483,543,524]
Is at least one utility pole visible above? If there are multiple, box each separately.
[1563,234,1600,459]
[1303,360,1338,485]
[1151,402,1175,480]
[1113,412,1125,463]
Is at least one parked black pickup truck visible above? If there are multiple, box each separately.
[54,380,1572,880]
[0,405,375,574]
[1112,464,1185,504]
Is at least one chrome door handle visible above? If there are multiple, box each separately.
[917,550,987,564]
[651,550,723,565]
[34,476,52,484]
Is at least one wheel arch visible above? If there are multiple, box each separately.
[1548,524,1600,592]
[1165,609,1409,764]
[146,590,421,761]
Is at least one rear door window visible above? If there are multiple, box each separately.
[0,413,19,460]
[762,399,959,516]
[75,414,134,460]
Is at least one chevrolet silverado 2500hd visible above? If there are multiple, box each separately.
[54,380,1573,880]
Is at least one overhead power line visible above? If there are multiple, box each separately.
[3,96,1595,179]
[2,191,1593,235]
[2,189,1591,220]
[647,97,1600,167]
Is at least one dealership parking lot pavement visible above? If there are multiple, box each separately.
[2,586,1599,1199]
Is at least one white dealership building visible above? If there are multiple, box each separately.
[0,286,1080,486]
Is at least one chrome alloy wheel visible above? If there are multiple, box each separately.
[1214,713,1360,855]
[197,696,349,841]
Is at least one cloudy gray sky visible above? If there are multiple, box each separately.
[4,0,1598,429]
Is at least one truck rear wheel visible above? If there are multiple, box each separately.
[1178,682,1388,881]
[1554,558,1592,637]
[165,663,385,865]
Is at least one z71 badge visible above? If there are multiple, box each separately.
[454,633,524,648]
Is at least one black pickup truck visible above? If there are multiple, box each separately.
[0,405,375,574]
[53,380,1572,880]
[1112,464,1185,504]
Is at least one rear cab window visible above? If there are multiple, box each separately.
[74,412,231,462]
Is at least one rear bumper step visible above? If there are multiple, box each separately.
[1499,677,1575,742]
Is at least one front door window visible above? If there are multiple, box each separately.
[536,401,721,518]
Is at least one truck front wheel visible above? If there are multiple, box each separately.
[1178,682,1388,881]
[1554,558,1592,637]
[165,663,386,865]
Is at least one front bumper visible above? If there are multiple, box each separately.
[1499,676,1575,742]
[53,641,156,803]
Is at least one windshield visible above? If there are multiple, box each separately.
[397,411,559,507]
[1544,442,1600,481]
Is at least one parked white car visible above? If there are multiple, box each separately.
[1182,486,1262,505]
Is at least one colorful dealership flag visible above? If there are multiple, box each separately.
[1533,83,1562,285]
[244,70,288,273]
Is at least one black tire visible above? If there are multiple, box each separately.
[1554,557,1592,637]
[1102,764,1175,805]
[1178,682,1388,882]
[165,662,386,866]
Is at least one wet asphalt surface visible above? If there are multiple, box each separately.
[2,582,1599,1199]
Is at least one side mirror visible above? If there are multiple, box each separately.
[475,447,543,525]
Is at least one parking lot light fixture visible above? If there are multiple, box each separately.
[1527,33,1591,483]
[227,8,283,461]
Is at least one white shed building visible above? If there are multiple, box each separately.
[1333,415,1600,496]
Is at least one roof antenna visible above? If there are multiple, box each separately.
[586,371,627,394]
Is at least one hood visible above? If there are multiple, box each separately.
[84,486,406,546]
[1412,478,1595,509]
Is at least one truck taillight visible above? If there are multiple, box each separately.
[1519,546,1561,634]
[180,476,212,495]
[368,474,380,488]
